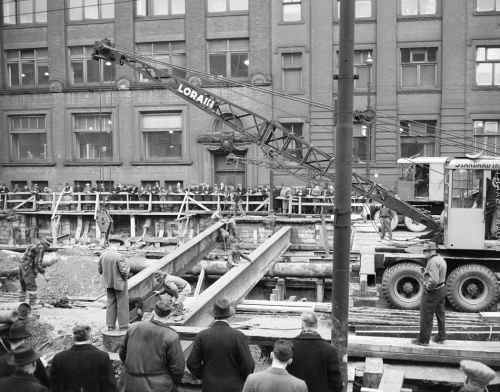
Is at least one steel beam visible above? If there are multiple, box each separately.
[182,226,291,327]
[127,221,224,300]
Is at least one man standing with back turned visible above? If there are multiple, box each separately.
[411,241,447,346]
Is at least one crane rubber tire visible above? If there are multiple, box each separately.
[373,210,398,231]
[446,264,499,312]
[404,216,427,232]
[382,262,424,310]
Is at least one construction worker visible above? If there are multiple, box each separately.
[19,236,52,306]
[456,360,495,392]
[153,270,191,321]
[379,204,397,240]
[228,243,252,268]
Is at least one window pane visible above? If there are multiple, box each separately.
[35,0,47,23]
[476,47,486,61]
[144,132,182,158]
[420,0,436,14]
[411,48,426,62]
[12,133,47,160]
[76,133,112,159]
[136,0,146,15]
[143,114,182,129]
[229,0,248,11]
[69,0,83,20]
[474,121,484,134]
[3,0,16,24]
[420,64,436,86]
[71,61,84,83]
[497,0,500,10]
[209,54,227,77]
[101,0,114,18]
[284,69,301,91]
[427,47,437,62]
[229,39,250,50]
[171,54,186,78]
[103,62,115,83]
[21,62,35,86]
[283,3,301,21]
[19,0,34,24]
[8,63,19,86]
[21,49,34,58]
[85,0,98,19]
[36,48,48,58]
[153,0,168,15]
[70,46,84,56]
[230,53,248,78]
[208,0,226,12]
[208,40,227,50]
[401,0,418,15]
[283,54,292,67]
[476,63,493,85]
[292,53,302,66]
[495,63,500,85]
[355,0,371,17]
[355,66,370,88]
[484,122,499,133]
[353,137,367,161]
[86,59,100,83]
[487,48,500,60]
[401,49,411,63]
[171,0,185,14]
[402,65,417,87]
[477,0,494,11]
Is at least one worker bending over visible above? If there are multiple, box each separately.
[153,271,191,321]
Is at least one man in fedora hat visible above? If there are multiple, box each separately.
[119,301,185,392]
[19,236,53,306]
[0,321,49,388]
[411,241,447,346]
[187,298,254,392]
[98,235,130,331]
[0,341,47,392]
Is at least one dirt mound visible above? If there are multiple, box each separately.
[0,250,21,270]
[56,246,95,257]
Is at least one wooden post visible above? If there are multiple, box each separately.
[75,215,83,243]
[194,268,206,297]
[77,193,81,212]
[288,193,293,214]
[126,193,130,211]
[316,279,325,303]
[130,215,136,238]
[276,278,285,301]
[148,193,152,213]
[363,357,384,389]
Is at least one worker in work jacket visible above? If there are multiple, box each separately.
[19,236,52,306]
[379,205,397,240]
[153,271,192,319]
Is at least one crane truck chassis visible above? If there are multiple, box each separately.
[92,40,500,313]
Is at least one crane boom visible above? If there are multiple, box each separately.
[92,39,441,235]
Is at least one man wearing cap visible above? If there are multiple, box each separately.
[83,182,94,210]
[379,204,397,241]
[61,182,73,211]
[187,298,255,392]
[287,311,343,392]
[0,341,47,392]
[119,301,185,392]
[411,241,447,346]
[153,270,191,320]
[50,322,118,392]
[0,183,9,208]
[0,321,49,387]
[98,235,130,331]
[456,360,496,392]
[19,236,52,306]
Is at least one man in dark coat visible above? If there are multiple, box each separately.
[50,322,118,392]
[119,301,185,392]
[98,235,130,331]
[187,298,255,392]
[0,321,49,388]
[287,311,343,392]
[0,342,47,392]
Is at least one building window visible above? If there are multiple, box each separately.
[74,114,112,160]
[354,50,372,88]
[400,120,436,158]
[207,0,248,12]
[136,0,185,17]
[141,113,183,159]
[208,39,249,79]
[401,48,437,88]
[137,42,186,81]
[476,0,500,12]
[282,123,303,160]
[476,47,500,86]
[474,121,500,154]
[213,113,244,133]
[68,0,114,21]
[69,46,115,85]
[401,0,436,15]
[282,53,302,91]
[352,123,367,162]
[10,116,47,161]
[6,49,49,88]
[283,0,301,21]
[3,0,47,25]
[337,0,372,18]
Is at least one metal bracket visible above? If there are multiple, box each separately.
[333,209,351,215]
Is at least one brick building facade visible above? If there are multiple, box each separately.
[0,0,499,190]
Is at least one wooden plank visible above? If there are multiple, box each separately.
[131,216,136,238]
[480,312,500,322]
[360,254,375,275]
[193,268,205,298]
[74,215,83,242]
[363,357,384,389]
[378,369,405,392]
[159,219,165,238]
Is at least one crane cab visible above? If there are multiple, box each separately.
[443,158,500,249]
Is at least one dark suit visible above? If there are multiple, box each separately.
[287,332,343,392]
[50,343,118,392]
[98,249,130,329]
[0,370,48,392]
[0,356,49,388]
[187,321,255,392]
[243,367,308,392]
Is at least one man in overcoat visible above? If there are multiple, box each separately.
[287,311,343,392]
[187,298,255,392]
[119,301,185,392]
[98,235,130,331]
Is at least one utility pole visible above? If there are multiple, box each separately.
[332,0,355,388]
[365,53,373,180]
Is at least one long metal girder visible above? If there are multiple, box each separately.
[181,226,291,327]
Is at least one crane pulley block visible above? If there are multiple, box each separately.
[96,210,113,239]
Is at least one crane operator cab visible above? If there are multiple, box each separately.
[443,158,500,250]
